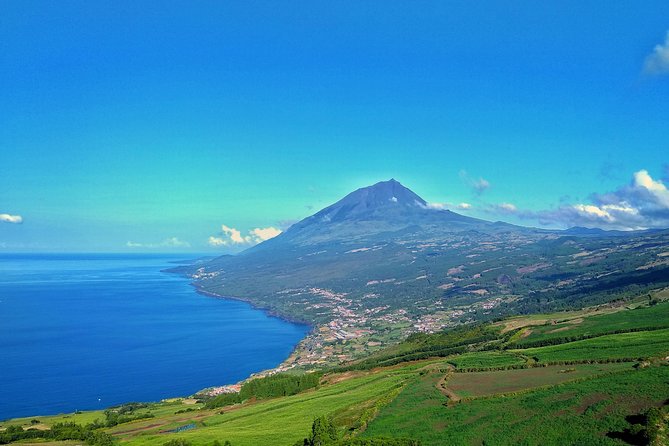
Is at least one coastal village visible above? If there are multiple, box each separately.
[196,282,508,397]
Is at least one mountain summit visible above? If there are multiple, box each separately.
[254,179,517,250]
[309,179,426,223]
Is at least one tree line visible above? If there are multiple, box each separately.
[0,421,115,445]
[203,372,323,409]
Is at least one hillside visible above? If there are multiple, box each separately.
[3,295,668,445]
[171,180,669,368]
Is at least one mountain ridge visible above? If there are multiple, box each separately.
[247,179,528,252]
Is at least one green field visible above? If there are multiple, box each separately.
[517,328,669,362]
[112,370,411,446]
[446,363,633,398]
[364,366,669,446]
[511,301,669,347]
[446,351,527,370]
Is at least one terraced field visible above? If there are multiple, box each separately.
[510,301,669,347]
[517,328,669,362]
[445,363,633,398]
[364,366,669,446]
[445,351,526,370]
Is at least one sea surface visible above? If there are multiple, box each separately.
[0,253,309,420]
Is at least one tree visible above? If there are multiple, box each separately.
[310,416,338,446]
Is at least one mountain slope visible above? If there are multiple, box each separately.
[173,180,669,368]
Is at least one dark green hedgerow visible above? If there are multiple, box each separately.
[203,372,323,409]
[0,421,115,445]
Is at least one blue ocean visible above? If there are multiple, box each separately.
[0,254,309,420]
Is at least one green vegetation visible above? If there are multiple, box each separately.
[322,435,424,445]
[240,371,322,400]
[104,402,154,427]
[293,416,421,446]
[203,372,323,409]
[518,328,669,362]
[294,415,339,446]
[508,300,669,348]
[101,369,412,446]
[0,421,115,445]
[445,363,633,398]
[203,393,242,410]
[340,324,502,371]
[364,366,669,445]
[163,440,232,446]
[446,351,526,370]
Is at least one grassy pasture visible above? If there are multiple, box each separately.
[364,365,669,446]
[446,351,526,370]
[494,305,623,333]
[445,362,633,398]
[517,328,669,362]
[494,290,669,335]
[2,410,107,430]
[512,301,669,347]
[1,400,199,432]
[116,368,412,446]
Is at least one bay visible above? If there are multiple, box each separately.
[0,253,309,420]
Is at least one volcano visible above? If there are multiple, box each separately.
[252,179,520,250]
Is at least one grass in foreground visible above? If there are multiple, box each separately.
[364,365,669,446]
[113,369,412,446]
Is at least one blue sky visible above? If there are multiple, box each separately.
[1,1,668,252]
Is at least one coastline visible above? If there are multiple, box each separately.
[193,286,314,327]
[1,256,311,421]
[185,281,317,390]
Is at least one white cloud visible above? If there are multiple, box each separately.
[633,169,669,207]
[498,202,517,213]
[163,237,190,248]
[221,224,249,244]
[390,196,398,203]
[473,178,490,193]
[517,169,669,230]
[460,170,490,195]
[425,202,472,211]
[207,236,228,246]
[573,204,613,220]
[126,237,191,249]
[0,213,23,224]
[644,31,669,75]
[209,224,283,248]
[250,227,282,242]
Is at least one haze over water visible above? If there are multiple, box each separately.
[0,254,309,420]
